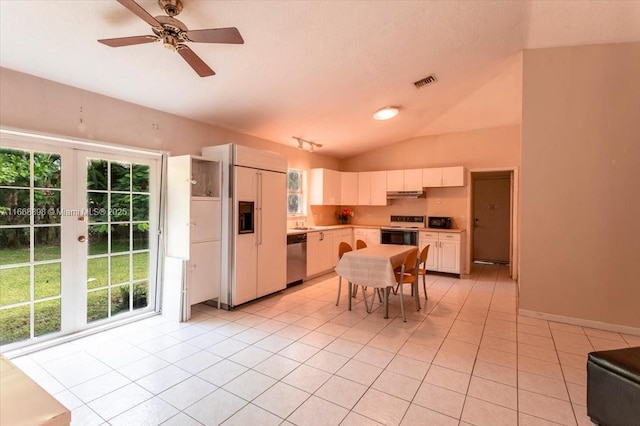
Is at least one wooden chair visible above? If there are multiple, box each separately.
[336,242,353,306]
[418,244,430,300]
[393,248,420,322]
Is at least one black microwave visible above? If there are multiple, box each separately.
[428,216,452,229]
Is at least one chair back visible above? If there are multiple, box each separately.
[402,248,419,276]
[356,239,367,250]
[419,245,430,266]
[338,242,353,259]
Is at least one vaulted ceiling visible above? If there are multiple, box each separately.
[1,1,638,158]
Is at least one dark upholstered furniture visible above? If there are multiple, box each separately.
[587,346,640,426]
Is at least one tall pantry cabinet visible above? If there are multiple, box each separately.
[164,156,222,321]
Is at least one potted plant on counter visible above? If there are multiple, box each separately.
[337,208,353,224]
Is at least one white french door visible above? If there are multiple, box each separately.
[75,150,159,329]
[0,133,161,350]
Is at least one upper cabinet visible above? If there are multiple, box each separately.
[310,168,341,205]
[387,169,423,191]
[340,172,358,206]
[358,171,387,206]
[422,166,466,187]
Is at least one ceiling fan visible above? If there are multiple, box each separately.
[98,0,244,77]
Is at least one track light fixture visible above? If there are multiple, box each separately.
[292,137,322,152]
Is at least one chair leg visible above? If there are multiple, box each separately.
[336,277,342,306]
[422,273,428,300]
[377,288,383,302]
[353,286,359,297]
[399,283,406,322]
[414,279,420,311]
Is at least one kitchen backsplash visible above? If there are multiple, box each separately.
[302,187,467,229]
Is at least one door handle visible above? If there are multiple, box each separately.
[78,235,87,242]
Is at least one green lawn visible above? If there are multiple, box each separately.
[0,246,149,346]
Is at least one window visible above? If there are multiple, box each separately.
[287,169,304,215]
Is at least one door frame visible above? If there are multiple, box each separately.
[465,167,519,280]
[0,127,166,352]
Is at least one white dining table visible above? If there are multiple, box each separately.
[335,244,418,318]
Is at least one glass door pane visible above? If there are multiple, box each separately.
[0,147,63,345]
[81,155,156,325]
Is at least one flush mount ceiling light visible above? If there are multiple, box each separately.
[292,136,322,152]
[373,106,400,120]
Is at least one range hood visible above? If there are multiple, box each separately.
[386,190,425,199]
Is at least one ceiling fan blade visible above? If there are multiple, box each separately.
[117,0,162,28]
[186,27,244,44]
[98,35,158,47]
[177,46,215,77]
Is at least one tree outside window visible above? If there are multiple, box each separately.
[287,169,304,215]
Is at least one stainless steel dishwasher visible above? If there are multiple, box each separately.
[286,233,307,286]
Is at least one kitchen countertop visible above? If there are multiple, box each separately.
[287,225,465,235]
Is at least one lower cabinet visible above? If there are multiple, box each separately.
[188,241,221,305]
[307,230,333,277]
[419,231,464,275]
[354,227,380,247]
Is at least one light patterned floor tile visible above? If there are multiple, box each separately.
[371,370,421,401]
[400,403,459,426]
[184,388,247,425]
[288,395,349,426]
[461,396,518,426]
[253,382,310,418]
[413,382,465,418]
[518,389,577,425]
[109,396,179,426]
[315,375,368,409]
[353,388,410,426]
[282,364,332,394]
[159,376,217,410]
[467,376,517,409]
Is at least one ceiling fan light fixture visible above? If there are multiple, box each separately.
[163,35,177,50]
[373,106,400,121]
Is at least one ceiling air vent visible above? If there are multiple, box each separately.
[413,74,437,89]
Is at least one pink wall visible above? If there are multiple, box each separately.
[0,67,339,171]
[520,42,640,329]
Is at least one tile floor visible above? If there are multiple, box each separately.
[9,264,640,426]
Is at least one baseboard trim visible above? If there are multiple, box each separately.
[518,309,640,337]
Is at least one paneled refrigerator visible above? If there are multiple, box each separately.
[201,144,287,308]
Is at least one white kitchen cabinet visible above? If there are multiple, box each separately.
[370,171,387,205]
[442,166,465,187]
[165,155,222,321]
[354,227,380,246]
[307,230,334,277]
[310,168,341,205]
[422,166,466,187]
[419,230,464,276]
[340,172,358,205]
[387,169,423,191]
[357,171,387,206]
